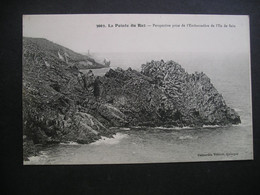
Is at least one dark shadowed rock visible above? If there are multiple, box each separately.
[141,60,241,126]
[96,60,240,127]
[23,37,240,160]
[23,38,111,159]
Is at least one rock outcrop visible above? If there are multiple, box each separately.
[23,38,112,160]
[23,37,109,69]
[141,60,240,126]
[95,61,240,127]
[23,37,240,160]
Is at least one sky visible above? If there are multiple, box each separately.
[23,14,250,54]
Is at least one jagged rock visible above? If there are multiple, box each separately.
[23,38,111,152]
[94,60,240,127]
[23,37,241,160]
[97,103,128,126]
[141,60,241,126]
[23,137,38,161]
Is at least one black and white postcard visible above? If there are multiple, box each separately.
[22,14,253,164]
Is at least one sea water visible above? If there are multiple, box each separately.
[24,52,253,164]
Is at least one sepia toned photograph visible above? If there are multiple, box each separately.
[22,14,253,164]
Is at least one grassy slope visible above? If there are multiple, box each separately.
[23,37,108,69]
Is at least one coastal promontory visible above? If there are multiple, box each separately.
[23,37,240,160]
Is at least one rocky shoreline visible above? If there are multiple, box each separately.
[23,38,240,160]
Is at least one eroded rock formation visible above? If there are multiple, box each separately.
[96,61,240,127]
[23,37,240,160]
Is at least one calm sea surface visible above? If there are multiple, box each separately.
[25,52,253,164]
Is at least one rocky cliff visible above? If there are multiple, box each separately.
[23,38,240,160]
[96,60,240,127]
[23,37,111,159]
[23,37,109,69]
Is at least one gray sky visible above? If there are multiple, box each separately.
[23,14,250,54]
